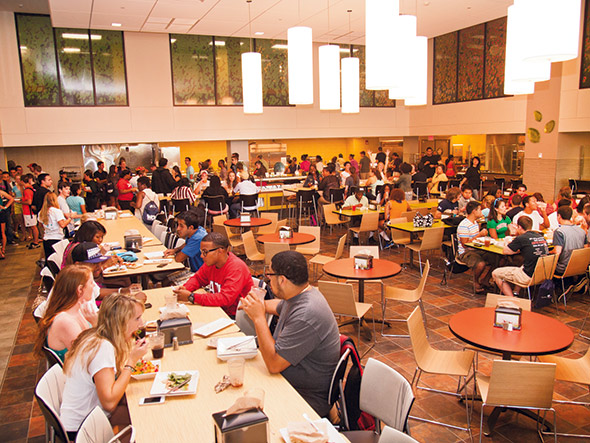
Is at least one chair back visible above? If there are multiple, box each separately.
[410,260,430,302]
[510,178,523,190]
[275,219,289,232]
[360,358,415,432]
[350,245,380,259]
[152,224,166,241]
[419,226,444,251]
[335,234,347,260]
[390,217,411,244]
[324,203,344,225]
[297,189,315,204]
[329,187,345,204]
[485,293,531,311]
[486,360,556,409]
[213,214,227,225]
[318,281,358,317]
[449,179,461,189]
[242,230,262,261]
[254,212,278,235]
[407,306,433,369]
[413,182,428,199]
[42,344,64,368]
[171,198,190,213]
[378,426,419,443]
[436,181,448,194]
[240,193,259,208]
[212,223,227,237]
[235,279,268,336]
[150,219,162,234]
[560,247,590,279]
[358,211,379,232]
[296,226,320,254]
[46,253,61,278]
[35,364,68,443]
[401,211,416,222]
[530,254,558,287]
[264,242,290,266]
[328,348,351,406]
[203,195,227,213]
[75,405,115,443]
[51,239,70,265]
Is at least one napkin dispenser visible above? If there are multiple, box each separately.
[240,212,251,223]
[213,409,269,443]
[104,207,118,220]
[124,229,143,251]
[494,304,522,330]
[278,226,293,239]
[157,317,193,347]
[354,254,373,270]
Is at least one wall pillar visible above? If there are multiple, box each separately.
[226,140,250,167]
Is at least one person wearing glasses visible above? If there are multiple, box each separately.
[173,232,252,317]
[240,250,339,417]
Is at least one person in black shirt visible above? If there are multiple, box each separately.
[93,161,108,206]
[32,173,52,215]
[151,158,177,195]
[420,147,440,179]
[506,194,524,220]
[460,156,482,200]
[83,170,99,212]
[435,187,461,218]
[375,147,387,165]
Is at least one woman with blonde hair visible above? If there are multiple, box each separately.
[60,293,147,439]
[34,265,97,363]
[39,192,71,259]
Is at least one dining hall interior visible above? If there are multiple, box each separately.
[1,0,590,442]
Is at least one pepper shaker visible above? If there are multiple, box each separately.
[173,336,179,350]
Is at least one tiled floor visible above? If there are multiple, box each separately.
[2,227,590,442]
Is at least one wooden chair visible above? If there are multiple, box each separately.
[318,280,375,350]
[401,210,417,222]
[263,242,289,275]
[242,230,264,266]
[514,254,558,302]
[349,245,384,300]
[381,261,430,338]
[407,306,475,439]
[348,211,380,246]
[553,247,590,308]
[405,226,444,275]
[253,212,278,235]
[76,405,135,443]
[388,217,412,251]
[296,226,320,255]
[275,219,289,232]
[213,214,227,225]
[484,293,532,310]
[323,203,348,233]
[309,234,347,281]
[476,360,557,443]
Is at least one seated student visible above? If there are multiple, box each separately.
[457,201,494,293]
[493,215,549,297]
[548,198,572,230]
[241,251,340,417]
[60,294,148,440]
[553,206,587,282]
[230,178,258,218]
[343,187,368,209]
[164,210,207,272]
[506,193,524,220]
[512,195,550,231]
[34,265,97,363]
[173,232,252,316]
[435,186,460,218]
[508,183,528,206]
[428,164,448,194]
[457,185,476,212]
[487,198,512,240]
[481,194,496,221]
[385,188,411,221]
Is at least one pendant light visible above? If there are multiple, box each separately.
[404,36,427,106]
[241,0,263,114]
[288,1,313,105]
[365,0,399,90]
[341,10,360,114]
[319,1,340,110]
[388,14,417,100]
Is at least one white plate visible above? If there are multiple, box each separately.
[279,418,344,443]
[150,370,199,396]
[130,360,161,380]
[193,318,235,337]
[217,336,258,361]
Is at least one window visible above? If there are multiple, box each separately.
[580,0,590,88]
[170,34,215,105]
[351,45,395,107]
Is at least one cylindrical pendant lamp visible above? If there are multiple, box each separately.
[341,57,360,113]
[404,36,427,106]
[288,26,313,105]
[365,0,399,90]
[319,44,341,110]
[388,14,416,99]
[241,52,263,114]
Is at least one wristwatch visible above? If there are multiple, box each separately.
[188,292,195,305]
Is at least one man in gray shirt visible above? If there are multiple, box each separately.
[241,250,340,416]
[553,205,587,276]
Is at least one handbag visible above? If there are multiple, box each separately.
[413,212,433,228]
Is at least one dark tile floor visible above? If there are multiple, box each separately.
[2,227,590,442]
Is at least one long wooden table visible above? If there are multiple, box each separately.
[98,211,163,248]
[126,288,322,443]
[102,245,185,283]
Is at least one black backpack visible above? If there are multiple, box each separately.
[142,195,159,225]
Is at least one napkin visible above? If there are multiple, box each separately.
[286,422,328,443]
[225,396,263,416]
[159,304,190,320]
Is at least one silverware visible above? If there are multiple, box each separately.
[166,376,191,393]
[225,337,254,351]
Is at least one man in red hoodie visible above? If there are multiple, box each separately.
[173,232,252,317]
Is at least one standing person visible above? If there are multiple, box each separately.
[129,167,145,189]
[445,155,456,178]
[241,250,340,417]
[218,159,228,181]
[21,174,40,249]
[39,192,71,259]
[93,161,108,207]
[57,183,77,237]
[300,155,310,173]
[185,157,195,183]
[116,157,127,174]
[257,154,269,171]
[106,165,119,207]
[315,156,325,173]
[375,146,387,164]
[164,210,207,272]
[492,216,549,297]
[31,173,52,216]
[460,156,482,199]
[116,170,136,211]
[59,294,148,440]
[173,232,253,316]
[348,154,359,173]
[12,173,26,241]
[358,151,371,180]
[230,153,239,174]
[67,184,87,215]
[132,176,159,224]
[290,156,299,172]
[512,195,550,231]
[487,198,512,240]
[82,170,99,212]
[0,187,14,259]
[151,158,177,195]
[420,147,440,179]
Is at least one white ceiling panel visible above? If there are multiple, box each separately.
[150,0,211,19]
[90,12,146,30]
[49,0,92,13]
[166,24,193,33]
[92,0,155,16]
[146,16,171,24]
[49,11,91,29]
[141,22,170,32]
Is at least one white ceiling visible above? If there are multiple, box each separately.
[6,0,514,42]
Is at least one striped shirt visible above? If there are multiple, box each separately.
[457,218,480,255]
[171,186,196,204]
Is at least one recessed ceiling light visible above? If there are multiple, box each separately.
[112,23,122,27]
[255,31,264,36]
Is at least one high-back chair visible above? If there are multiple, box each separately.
[516,254,558,302]
[329,187,345,205]
[35,364,68,443]
[407,307,475,440]
[253,212,278,235]
[484,293,532,311]
[318,280,375,349]
[212,214,227,226]
[76,406,135,443]
[203,195,228,228]
[296,189,318,227]
[348,211,380,246]
[152,223,167,242]
[405,226,444,275]
[171,198,190,214]
[554,247,590,308]
[239,193,260,218]
[341,358,415,441]
[476,360,557,443]
[309,233,347,281]
[296,226,320,255]
[275,219,289,232]
[263,242,289,274]
[42,340,64,369]
[382,261,430,338]
[388,217,412,251]
[241,230,264,266]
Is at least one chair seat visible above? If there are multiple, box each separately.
[309,254,335,265]
[297,247,320,255]
[249,252,265,261]
[355,302,373,318]
[392,238,412,246]
[420,349,474,377]
[327,219,348,226]
[539,354,590,385]
[341,430,380,443]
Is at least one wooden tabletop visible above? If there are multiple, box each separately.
[98,211,163,248]
[224,218,272,228]
[102,245,185,278]
[322,258,402,281]
[387,219,446,232]
[256,232,316,245]
[126,288,322,443]
[466,242,506,255]
[449,307,574,358]
[408,200,439,210]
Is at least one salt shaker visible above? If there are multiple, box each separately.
[173,336,179,350]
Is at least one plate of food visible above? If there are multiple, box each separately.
[125,262,143,269]
[131,359,160,380]
[103,264,127,275]
[150,370,199,396]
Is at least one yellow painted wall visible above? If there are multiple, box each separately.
[254,137,381,162]
[450,134,487,162]
[160,140,228,173]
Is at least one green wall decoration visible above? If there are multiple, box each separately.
[171,34,216,105]
[544,120,555,133]
[92,30,128,105]
[215,36,249,106]
[534,110,543,122]
[255,39,289,106]
[527,128,541,143]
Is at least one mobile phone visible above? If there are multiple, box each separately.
[157,262,168,268]
[139,396,165,406]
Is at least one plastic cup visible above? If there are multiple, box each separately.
[227,357,245,387]
[149,332,165,359]
[165,293,177,310]
[250,287,266,301]
[484,238,491,247]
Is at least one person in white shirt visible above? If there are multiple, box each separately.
[512,195,549,231]
[343,187,369,209]
[39,192,71,259]
[230,179,258,218]
[60,294,148,440]
[340,162,351,186]
[132,176,159,224]
[57,182,78,236]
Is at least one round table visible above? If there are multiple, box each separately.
[256,232,316,246]
[449,307,574,360]
[223,218,272,229]
[323,258,402,302]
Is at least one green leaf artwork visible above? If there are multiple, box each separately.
[534,110,543,122]
[527,127,541,143]
[544,120,555,133]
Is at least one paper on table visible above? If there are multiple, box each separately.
[119,212,133,218]
[142,236,153,243]
[144,251,164,259]
[144,259,172,264]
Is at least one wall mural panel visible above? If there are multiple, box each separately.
[55,27,94,105]
[581,0,590,88]
[458,23,485,101]
[171,34,216,105]
[255,39,289,106]
[433,32,458,104]
[215,36,249,105]
[484,17,507,98]
[92,30,128,105]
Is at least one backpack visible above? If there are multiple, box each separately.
[142,195,159,225]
